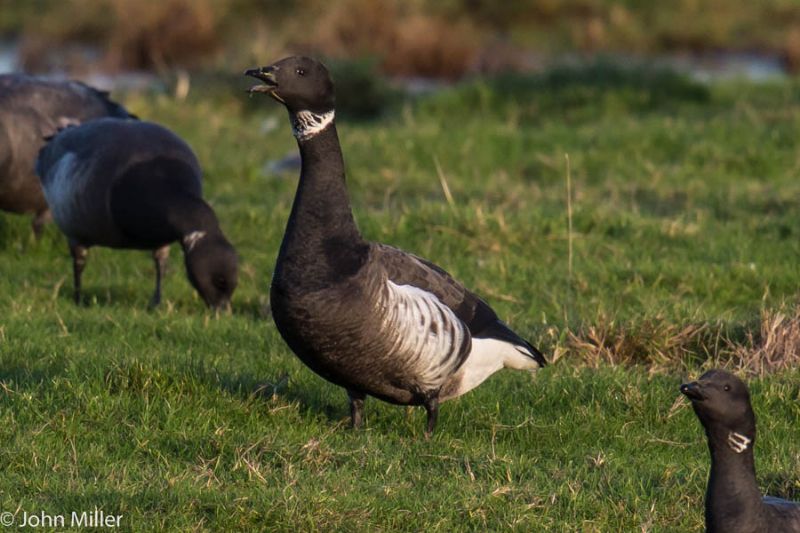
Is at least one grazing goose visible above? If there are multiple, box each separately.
[0,74,132,236]
[36,118,238,309]
[245,56,546,435]
[681,369,800,533]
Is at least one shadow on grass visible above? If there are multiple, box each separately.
[0,364,69,388]
[230,297,271,322]
[70,285,151,309]
[207,367,349,424]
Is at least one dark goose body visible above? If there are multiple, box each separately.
[247,56,546,434]
[0,74,131,235]
[36,118,238,308]
[681,369,800,533]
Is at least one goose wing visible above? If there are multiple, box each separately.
[763,496,800,532]
[373,244,546,367]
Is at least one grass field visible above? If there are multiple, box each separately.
[1,64,800,531]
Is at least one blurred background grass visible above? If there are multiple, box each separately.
[3,0,800,78]
[2,0,800,372]
[2,3,800,530]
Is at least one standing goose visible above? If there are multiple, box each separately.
[0,74,133,236]
[36,118,238,309]
[246,56,546,435]
[681,369,800,532]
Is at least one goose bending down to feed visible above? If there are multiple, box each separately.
[0,74,133,236]
[681,369,800,533]
[36,118,238,309]
[245,56,547,435]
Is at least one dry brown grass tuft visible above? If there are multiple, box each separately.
[724,307,800,375]
[298,0,480,79]
[19,0,224,72]
[560,306,800,375]
[566,315,709,372]
[782,26,800,74]
[104,0,220,71]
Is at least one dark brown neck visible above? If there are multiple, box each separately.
[273,122,367,291]
[705,426,763,532]
[110,158,221,247]
[162,195,218,236]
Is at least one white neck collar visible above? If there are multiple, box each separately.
[182,230,206,252]
[727,431,751,454]
[291,109,335,141]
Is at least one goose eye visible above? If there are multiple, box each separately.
[296,68,305,76]
[723,384,731,391]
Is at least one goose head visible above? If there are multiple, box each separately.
[681,369,756,450]
[183,234,239,310]
[245,56,335,114]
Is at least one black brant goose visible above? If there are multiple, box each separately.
[246,56,547,435]
[36,118,238,309]
[681,369,800,533]
[0,74,132,236]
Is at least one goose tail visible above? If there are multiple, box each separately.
[477,320,547,368]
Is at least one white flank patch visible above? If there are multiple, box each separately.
[42,152,85,228]
[443,337,541,400]
[183,231,207,252]
[380,281,467,390]
[727,431,751,453]
[291,109,335,141]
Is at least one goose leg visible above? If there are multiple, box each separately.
[31,209,52,239]
[348,390,366,429]
[69,241,88,304]
[424,397,439,438]
[149,245,170,308]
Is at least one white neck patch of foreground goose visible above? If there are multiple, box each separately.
[727,431,751,454]
[246,56,547,437]
[681,369,800,532]
[291,109,335,141]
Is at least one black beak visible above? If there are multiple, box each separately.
[245,66,278,94]
[680,381,705,401]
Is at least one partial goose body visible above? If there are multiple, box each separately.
[248,56,546,434]
[273,242,544,405]
[36,118,238,308]
[0,74,132,235]
[681,369,800,532]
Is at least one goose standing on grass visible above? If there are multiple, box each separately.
[681,369,800,532]
[0,74,133,236]
[245,56,546,435]
[36,118,238,309]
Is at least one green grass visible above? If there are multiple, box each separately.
[2,67,800,530]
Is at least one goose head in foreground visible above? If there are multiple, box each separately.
[681,369,756,443]
[246,57,546,436]
[246,57,336,141]
[246,57,334,112]
[681,369,800,532]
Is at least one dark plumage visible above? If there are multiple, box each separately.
[0,74,132,236]
[246,56,546,435]
[681,369,800,533]
[36,118,238,309]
